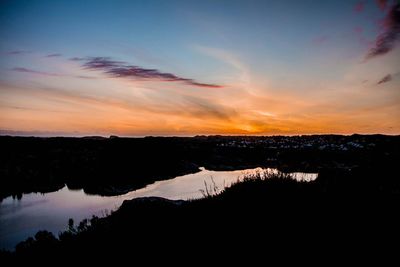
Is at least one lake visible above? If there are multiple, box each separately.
[0,167,317,250]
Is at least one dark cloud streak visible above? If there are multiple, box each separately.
[69,57,86,61]
[377,74,392,84]
[7,50,31,55]
[81,57,222,88]
[45,53,62,57]
[82,57,123,69]
[366,3,400,59]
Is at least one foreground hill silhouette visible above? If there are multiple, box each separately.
[1,134,399,261]
[1,164,400,261]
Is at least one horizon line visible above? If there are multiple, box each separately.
[1,132,399,138]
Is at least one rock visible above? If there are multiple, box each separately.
[120,196,185,210]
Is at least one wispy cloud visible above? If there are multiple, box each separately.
[194,45,250,87]
[377,74,392,84]
[78,57,222,88]
[45,53,62,58]
[12,67,63,77]
[253,110,276,117]
[366,3,400,59]
[12,67,96,79]
[183,95,236,120]
[7,50,31,55]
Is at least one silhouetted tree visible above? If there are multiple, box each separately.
[68,218,75,233]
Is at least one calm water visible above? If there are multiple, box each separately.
[0,167,317,250]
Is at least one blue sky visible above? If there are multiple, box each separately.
[0,0,399,135]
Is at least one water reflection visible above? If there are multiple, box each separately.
[0,167,317,250]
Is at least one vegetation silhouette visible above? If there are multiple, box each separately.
[2,164,399,261]
[1,134,399,261]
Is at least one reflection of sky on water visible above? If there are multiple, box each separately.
[0,167,317,250]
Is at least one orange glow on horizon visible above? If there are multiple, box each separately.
[1,48,399,136]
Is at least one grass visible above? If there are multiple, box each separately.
[199,176,221,198]
[195,169,312,204]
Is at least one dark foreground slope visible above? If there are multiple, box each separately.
[1,134,399,200]
[2,163,400,261]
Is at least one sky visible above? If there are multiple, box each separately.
[0,0,399,136]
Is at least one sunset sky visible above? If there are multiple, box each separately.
[0,0,399,136]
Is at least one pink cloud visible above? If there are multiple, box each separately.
[81,57,223,88]
[366,3,400,59]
